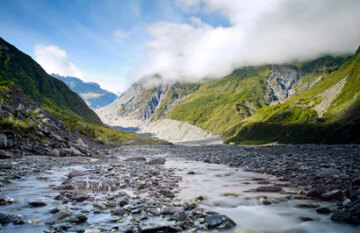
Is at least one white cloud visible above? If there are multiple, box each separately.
[114,29,131,40]
[34,44,83,78]
[135,0,360,83]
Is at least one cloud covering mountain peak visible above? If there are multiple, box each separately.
[134,0,360,82]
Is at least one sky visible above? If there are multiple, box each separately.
[1,0,360,93]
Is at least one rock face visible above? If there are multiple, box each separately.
[266,65,301,104]
[0,85,95,159]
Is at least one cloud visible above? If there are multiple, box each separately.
[114,29,131,41]
[34,44,83,78]
[134,0,360,83]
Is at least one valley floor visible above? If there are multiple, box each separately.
[0,144,359,232]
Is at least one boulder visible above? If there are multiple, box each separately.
[204,214,236,229]
[29,201,47,207]
[316,168,341,178]
[255,186,282,193]
[0,164,12,170]
[124,156,147,162]
[68,170,90,179]
[0,134,7,148]
[148,157,166,165]
[321,189,343,201]
[0,150,12,159]
[0,212,11,225]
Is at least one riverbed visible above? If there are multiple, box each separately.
[0,145,359,232]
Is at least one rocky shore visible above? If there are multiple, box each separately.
[0,144,359,232]
[115,144,360,225]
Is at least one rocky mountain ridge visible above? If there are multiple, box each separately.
[96,51,359,144]
[52,74,117,109]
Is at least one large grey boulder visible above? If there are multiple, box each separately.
[0,134,7,148]
[148,157,166,165]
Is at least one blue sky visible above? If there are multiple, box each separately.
[0,0,228,92]
[1,0,359,93]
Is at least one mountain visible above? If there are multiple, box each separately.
[52,74,117,109]
[0,37,167,148]
[224,48,360,144]
[97,49,360,144]
[0,37,101,124]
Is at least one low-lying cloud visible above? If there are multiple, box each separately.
[34,44,83,78]
[135,0,360,83]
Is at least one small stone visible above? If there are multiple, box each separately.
[262,200,272,205]
[316,207,331,214]
[29,201,47,207]
[299,216,314,221]
[331,212,351,222]
[295,202,319,208]
[255,186,282,193]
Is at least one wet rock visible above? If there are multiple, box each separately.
[70,194,90,202]
[0,134,7,148]
[0,212,11,225]
[262,199,272,205]
[0,196,14,205]
[255,186,282,193]
[140,224,180,233]
[68,170,90,179]
[124,156,146,162]
[299,216,314,221]
[29,201,47,207]
[0,150,12,159]
[111,208,128,216]
[12,216,25,225]
[316,168,341,178]
[51,222,73,231]
[60,214,87,224]
[316,207,331,214]
[321,189,343,201]
[187,171,195,175]
[306,186,327,198]
[0,163,12,169]
[295,202,319,208]
[204,214,236,229]
[170,211,191,222]
[148,157,166,165]
[331,212,351,223]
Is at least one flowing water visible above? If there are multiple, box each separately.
[0,158,359,233]
[166,159,360,233]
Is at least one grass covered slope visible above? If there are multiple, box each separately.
[0,37,101,124]
[0,38,167,146]
[167,66,274,134]
[225,48,360,144]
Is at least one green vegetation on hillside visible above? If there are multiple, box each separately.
[0,38,168,146]
[166,66,272,134]
[224,49,360,144]
[0,37,101,124]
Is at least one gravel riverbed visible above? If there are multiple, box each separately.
[0,144,359,232]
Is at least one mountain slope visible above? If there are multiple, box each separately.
[0,37,101,124]
[52,74,117,109]
[0,37,166,146]
[96,76,201,127]
[224,48,360,144]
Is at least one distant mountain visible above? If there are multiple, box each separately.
[52,74,117,109]
[97,48,360,144]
